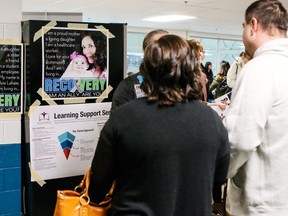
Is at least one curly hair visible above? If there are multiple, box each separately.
[140,34,203,106]
[80,31,107,72]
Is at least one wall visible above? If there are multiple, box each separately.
[0,1,22,216]
[22,12,82,22]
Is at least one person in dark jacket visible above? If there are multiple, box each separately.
[204,61,214,101]
[209,60,231,99]
[89,34,230,216]
[110,29,168,113]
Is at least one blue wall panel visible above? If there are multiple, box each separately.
[0,144,21,216]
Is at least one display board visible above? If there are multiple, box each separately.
[0,43,23,113]
[21,20,126,216]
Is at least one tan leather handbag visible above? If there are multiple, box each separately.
[53,167,114,216]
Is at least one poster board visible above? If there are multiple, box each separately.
[22,20,126,107]
[22,20,126,216]
[0,43,23,113]
[42,27,109,100]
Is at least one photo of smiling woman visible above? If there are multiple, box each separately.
[80,31,107,79]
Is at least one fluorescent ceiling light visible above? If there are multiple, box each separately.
[143,15,196,22]
[54,0,65,3]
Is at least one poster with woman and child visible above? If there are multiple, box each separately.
[42,27,108,100]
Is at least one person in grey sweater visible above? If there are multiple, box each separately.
[111,29,168,113]
[224,0,288,215]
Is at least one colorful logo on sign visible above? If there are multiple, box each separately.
[58,132,76,160]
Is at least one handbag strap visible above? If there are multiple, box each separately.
[77,166,115,206]
[75,167,92,206]
[219,76,227,85]
[74,167,91,196]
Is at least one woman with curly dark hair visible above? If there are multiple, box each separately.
[80,31,107,78]
[140,35,203,105]
[89,34,229,216]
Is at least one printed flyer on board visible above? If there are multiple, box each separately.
[29,102,111,181]
[42,27,109,100]
[0,44,23,113]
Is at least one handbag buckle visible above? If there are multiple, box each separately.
[80,194,90,206]
[74,186,85,195]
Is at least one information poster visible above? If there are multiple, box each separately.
[42,27,109,100]
[0,44,23,113]
[210,92,231,121]
[29,102,111,181]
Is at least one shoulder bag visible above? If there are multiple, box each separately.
[53,167,114,216]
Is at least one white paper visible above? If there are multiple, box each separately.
[29,102,111,181]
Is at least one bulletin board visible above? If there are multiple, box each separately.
[0,43,23,113]
[21,20,126,216]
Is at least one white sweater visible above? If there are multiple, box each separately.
[224,38,288,216]
[226,57,245,88]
